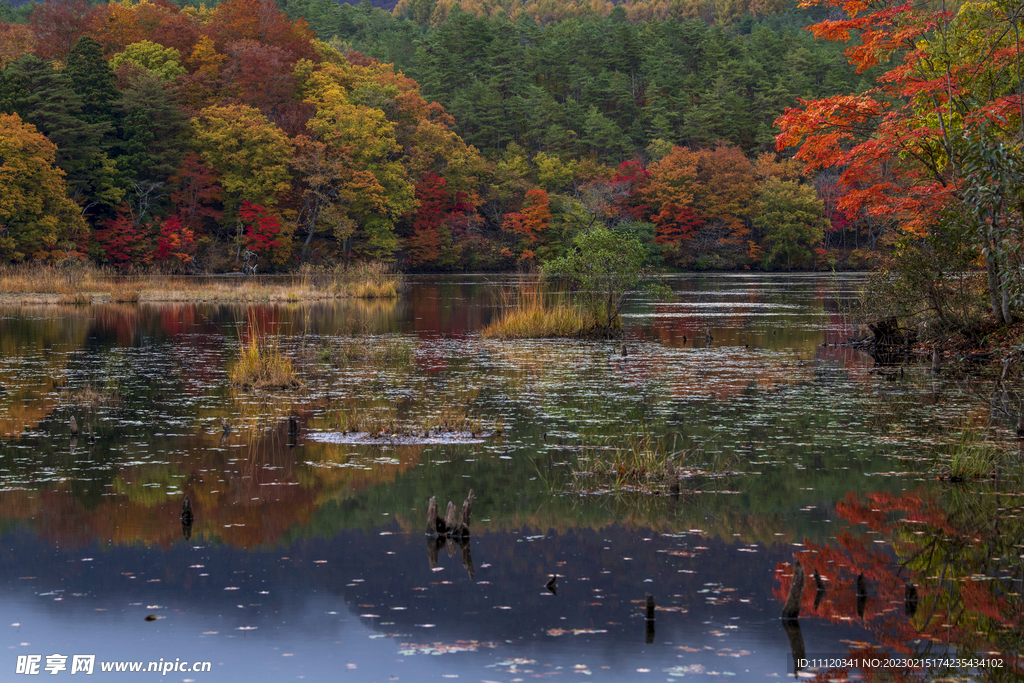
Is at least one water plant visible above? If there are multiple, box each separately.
[230,313,301,389]
[482,277,599,339]
[329,335,414,367]
[570,432,735,493]
[931,429,1002,481]
[333,398,500,439]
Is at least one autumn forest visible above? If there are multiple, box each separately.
[0,0,1021,280]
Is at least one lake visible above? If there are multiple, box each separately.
[0,273,1019,682]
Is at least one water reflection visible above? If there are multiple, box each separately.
[0,274,1020,681]
[775,486,1023,679]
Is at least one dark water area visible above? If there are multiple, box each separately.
[0,274,1020,682]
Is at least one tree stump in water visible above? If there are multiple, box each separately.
[426,490,474,538]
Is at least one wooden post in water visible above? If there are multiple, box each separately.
[856,573,867,619]
[645,594,655,644]
[780,559,805,620]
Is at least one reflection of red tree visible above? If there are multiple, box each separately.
[774,491,1022,678]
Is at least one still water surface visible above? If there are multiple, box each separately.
[0,274,1019,682]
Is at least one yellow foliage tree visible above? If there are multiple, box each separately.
[0,113,88,261]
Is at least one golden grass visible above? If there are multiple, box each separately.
[482,281,598,339]
[56,292,91,305]
[0,262,110,294]
[230,314,302,389]
[297,261,401,298]
[109,288,140,303]
[0,261,403,304]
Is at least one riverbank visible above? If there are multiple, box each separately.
[0,262,401,304]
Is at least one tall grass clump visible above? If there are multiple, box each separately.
[297,261,401,298]
[109,288,140,303]
[56,292,92,305]
[482,279,599,339]
[329,335,413,367]
[932,429,1003,481]
[0,261,109,294]
[230,312,301,389]
[571,432,734,493]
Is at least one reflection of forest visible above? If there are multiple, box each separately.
[0,420,423,548]
[774,489,1023,680]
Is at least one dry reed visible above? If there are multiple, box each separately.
[482,280,598,339]
[230,313,302,389]
[0,261,402,303]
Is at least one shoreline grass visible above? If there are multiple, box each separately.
[482,280,600,339]
[0,261,403,304]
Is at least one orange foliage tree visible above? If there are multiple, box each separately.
[776,0,1024,318]
[502,187,551,261]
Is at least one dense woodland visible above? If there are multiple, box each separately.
[0,0,1020,284]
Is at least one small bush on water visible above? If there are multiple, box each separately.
[231,314,301,389]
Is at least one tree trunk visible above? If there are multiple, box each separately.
[987,242,1004,324]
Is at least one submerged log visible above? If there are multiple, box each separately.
[780,559,805,620]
